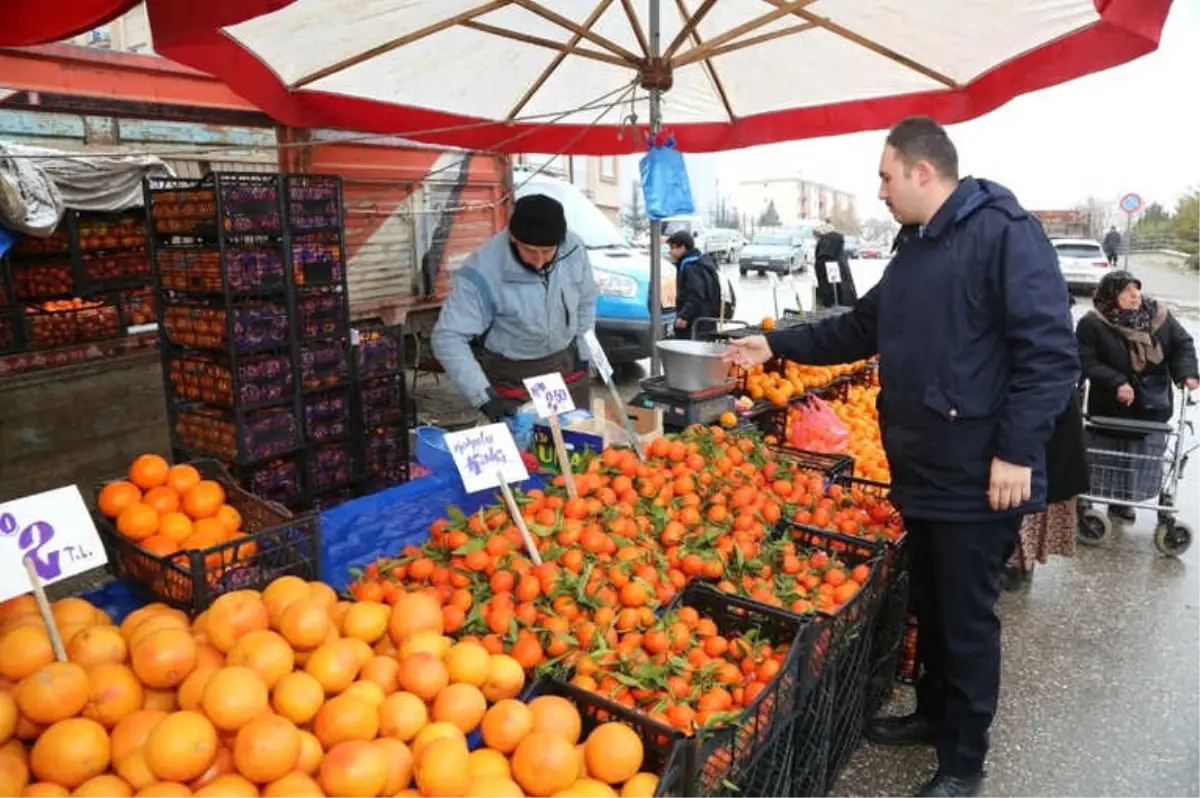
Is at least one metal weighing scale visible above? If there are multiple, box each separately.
[631,376,736,430]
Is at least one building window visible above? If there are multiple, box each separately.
[600,157,617,182]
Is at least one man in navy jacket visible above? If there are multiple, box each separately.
[727,117,1078,798]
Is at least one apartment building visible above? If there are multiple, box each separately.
[737,175,857,229]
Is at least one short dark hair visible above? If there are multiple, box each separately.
[666,231,694,250]
[886,116,959,180]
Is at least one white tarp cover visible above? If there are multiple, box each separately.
[0,142,174,237]
[147,0,1170,153]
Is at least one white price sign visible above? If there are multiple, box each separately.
[824,261,842,284]
[583,329,614,382]
[444,423,530,494]
[522,372,576,419]
[0,486,108,602]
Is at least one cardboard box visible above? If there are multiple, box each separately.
[531,400,663,472]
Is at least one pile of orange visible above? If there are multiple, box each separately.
[0,578,660,797]
[739,358,874,408]
[827,383,890,483]
[97,455,253,567]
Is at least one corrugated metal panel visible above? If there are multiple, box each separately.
[343,179,417,306]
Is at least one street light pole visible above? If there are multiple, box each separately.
[647,0,664,377]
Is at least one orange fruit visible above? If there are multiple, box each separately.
[340,602,388,644]
[187,745,233,791]
[397,653,448,702]
[341,638,373,671]
[21,783,69,797]
[16,662,89,724]
[127,611,188,649]
[140,535,180,558]
[99,481,143,519]
[303,640,360,694]
[29,718,110,788]
[467,748,511,780]
[143,711,218,783]
[387,593,444,644]
[306,583,337,609]
[189,518,229,543]
[467,776,524,797]
[134,783,191,797]
[157,513,194,545]
[81,663,144,728]
[262,772,324,797]
[130,455,171,491]
[431,683,487,734]
[214,506,242,535]
[529,695,582,744]
[358,656,400,694]
[480,699,534,754]
[71,773,133,797]
[373,738,414,795]
[233,714,301,785]
[191,773,257,797]
[143,486,181,515]
[262,577,312,628]
[141,689,178,712]
[512,731,579,797]
[131,628,197,689]
[378,691,428,743]
[113,746,155,791]
[318,741,388,798]
[117,504,160,541]
[166,464,202,496]
[51,598,98,628]
[194,643,225,671]
[177,667,217,712]
[481,654,525,702]
[397,630,449,661]
[200,667,269,732]
[204,592,268,654]
[0,752,28,797]
[182,482,225,521]
[294,731,322,776]
[583,723,643,785]
[226,630,294,689]
[341,680,385,707]
[413,736,470,798]
[277,601,332,651]
[559,778,618,796]
[410,723,466,764]
[67,625,128,668]
[110,710,168,763]
[0,624,54,682]
[445,642,491,687]
[0,691,17,744]
[271,671,325,726]
[312,694,378,749]
[621,772,659,797]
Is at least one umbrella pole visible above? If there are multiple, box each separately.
[648,0,664,377]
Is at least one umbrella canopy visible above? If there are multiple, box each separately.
[0,0,141,47]
[148,0,1172,154]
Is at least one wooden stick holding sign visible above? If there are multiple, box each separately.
[583,330,645,460]
[443,423,542,566]
[1,485,110,662]
[522,372,577,499]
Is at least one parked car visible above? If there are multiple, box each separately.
[704,228,743,263]
[1053,237,1112,292]
[515,172,675,363]
[859,244,884,259]
[738,232,806,276]
[843,235,859,258]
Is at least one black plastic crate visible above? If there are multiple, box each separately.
[23,297,122,350]
[284,174,342,233]
[304,387,352,443]
[789,685,832,797]
[672,583,815,797]
[305,440,358,493]
[532,677,691,798]
[146,173,283,240]
[93,459,320,615]
[116,286,156,328]
[166,349,295,410]
[0,309,25,355]
[358,374,405,428]
[9,258,77,300]
[174,402,301,463]
[300,339,351,391]
[361,423,409,491]
[291,232,345,288]
[157,242,287,296]
[355,322,403,378]
[234,456,304,509]
[771,443,855,482]
[161,297,291,354]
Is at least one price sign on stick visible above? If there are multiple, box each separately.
[444,424,541,565]
[824,261,842,284]
[0,486,108,604]
[522,373,579,498]
[582,330,646,461]
[583,329,614,383]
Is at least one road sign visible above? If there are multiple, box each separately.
[1120,193,1143,214]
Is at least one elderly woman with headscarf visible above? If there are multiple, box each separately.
[1075,270,1199,522]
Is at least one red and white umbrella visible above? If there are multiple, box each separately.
[149,0,1172,154]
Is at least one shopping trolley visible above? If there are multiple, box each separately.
[1076,384,1198,556]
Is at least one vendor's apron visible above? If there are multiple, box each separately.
[474,344,592,412]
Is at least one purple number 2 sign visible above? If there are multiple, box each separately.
[0,512,61,581]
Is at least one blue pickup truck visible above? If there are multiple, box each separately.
[515,171,675,364]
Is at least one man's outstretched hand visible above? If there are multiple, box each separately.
[723,336,774,369]
[988,457,1032,511]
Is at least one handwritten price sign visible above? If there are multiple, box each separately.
[522,373,576,419]
[444,423,530,494]
[582,330,614,382]
[0,486,108,602]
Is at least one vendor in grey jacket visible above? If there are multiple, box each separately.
[432,194,597,421]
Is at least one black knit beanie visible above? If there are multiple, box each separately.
[509,194,567,246]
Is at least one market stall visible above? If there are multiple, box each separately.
[0,333,907,797]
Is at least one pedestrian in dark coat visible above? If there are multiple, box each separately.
[813,222,859,308]
[724,117,1079,798]
[666,230,723,339]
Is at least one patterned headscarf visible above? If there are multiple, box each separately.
[1091,270,1165,371]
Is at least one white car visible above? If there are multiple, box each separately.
[1053,238,1111,292]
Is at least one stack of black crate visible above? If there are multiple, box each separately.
[146,173,308,510]
[352,320,410,496]
[283,174,362,511]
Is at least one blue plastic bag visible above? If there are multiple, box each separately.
[506,410,539,452]
[639,137,695,221]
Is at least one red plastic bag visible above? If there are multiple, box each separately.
[788,397,849,453]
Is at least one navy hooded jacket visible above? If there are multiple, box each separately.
[766,178,1079,522]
